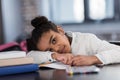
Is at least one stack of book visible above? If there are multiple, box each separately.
[0,51,39,76]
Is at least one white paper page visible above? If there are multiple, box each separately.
[66,66,100,74]
[40,62,67,69]
[0,51,26,59]
[40,62,100,74]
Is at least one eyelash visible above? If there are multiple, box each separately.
[52,38,56,44]
[49,38,56,51]
[49,48,53,51]
[49,37,56,51]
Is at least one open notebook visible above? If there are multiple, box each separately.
[39,62,100,74]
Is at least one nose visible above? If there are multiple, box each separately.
[51,45,60,52]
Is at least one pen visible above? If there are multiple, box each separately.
[66,66,73,75]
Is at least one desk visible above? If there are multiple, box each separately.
[0,64,120,80]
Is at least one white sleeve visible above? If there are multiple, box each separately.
[88,34,120,65]
[26,51,56,64]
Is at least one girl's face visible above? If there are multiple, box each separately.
[37,27,71,53]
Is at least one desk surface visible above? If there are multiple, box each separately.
[0,64,120,80]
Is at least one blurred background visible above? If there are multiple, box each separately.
[0,0,120,44]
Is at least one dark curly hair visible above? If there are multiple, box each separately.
[31,16,58,49]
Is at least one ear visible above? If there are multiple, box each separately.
[57,26,65,35]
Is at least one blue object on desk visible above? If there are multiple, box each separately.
[0,64,39,76]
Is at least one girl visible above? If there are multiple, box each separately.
[27,16,120,66]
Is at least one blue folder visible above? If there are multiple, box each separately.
[0,64,39,76]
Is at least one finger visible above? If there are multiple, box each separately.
[62,58,67,64]
[72,60,77,66]
[57,56,65,61]
[66,59,73,65]
[72,59,82,66]
[66,55,74,65]
[72,57,79,61]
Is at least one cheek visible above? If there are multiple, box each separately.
[37,40,48,51]
[37,43,42,50]
[59,36,70,47]
[63,36,70,44]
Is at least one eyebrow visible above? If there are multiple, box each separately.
[45,35,53,51]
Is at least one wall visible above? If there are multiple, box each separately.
[1,0,24,43]
[62,21,120,41]
[1,0,120,43]
[0,0,4,44]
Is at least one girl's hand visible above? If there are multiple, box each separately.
[72,55,102,66]
[52,53,74,65]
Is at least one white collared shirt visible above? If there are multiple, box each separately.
[27,31,120,65]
